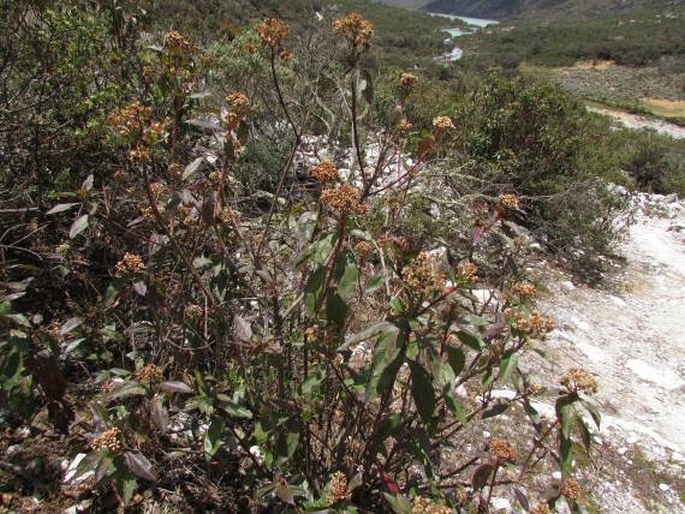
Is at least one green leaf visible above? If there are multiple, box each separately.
[337,321,393,352]
[112,460,137,506]
[378,414,401,442]
[222,403,253,419]
[498,350,518,384]
[445,345,466,376]
[559,433,573,475]
[336,252,358,301]
[482,401,510,419]
[304,266,326,314]
[443,385,466,423]
[204,417,225,460]
[383,493,412,514]
[581,399,601,429]
[365,324,401,401]
[455,330,483,351]
[326,292,348,327]
[107,382,146,400]
[556,395,576,439]
[313,234,335,265]
[69,214,89,239]
[301,368,327,398]
[389,297,405,314]
[3,313,31,328]
[577,417,592,453]
[409,361,435,422]
[365,272,385,293]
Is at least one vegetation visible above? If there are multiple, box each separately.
[0,0,667,512]
[459,7,685,69]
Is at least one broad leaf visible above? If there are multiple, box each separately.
[204,417,225,460]
[455,330,483,351]
[46,203,79,215]
[124,451,156,481]
[59,317,84,336]
[69,214,89,239]
[409,361,436,422]
[472,463,494,490]
[160,380,193,394]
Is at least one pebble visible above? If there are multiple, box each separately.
[659,483,671,492]
[491,497,511,511]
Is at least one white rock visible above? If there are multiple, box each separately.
[552,471,562,480]
[491,497,511,511]
[482,431,491,439]
[659,483,671,492]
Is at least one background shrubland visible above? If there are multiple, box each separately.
[0,0,661,512]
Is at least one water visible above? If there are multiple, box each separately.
[429,12,499,61]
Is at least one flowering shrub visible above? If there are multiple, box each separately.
[0,4,612,512]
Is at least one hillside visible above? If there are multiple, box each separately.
[378,0,683,19]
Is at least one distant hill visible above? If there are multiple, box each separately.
[377,0,683,19]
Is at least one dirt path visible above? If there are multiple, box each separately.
[535,195,685,512]
[588,106,685,139]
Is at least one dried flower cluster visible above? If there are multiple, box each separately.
[561,477,582,500]
[115,252,145,276]
[497,193,520,211]
[510,281,538,300]
[457,261,478,282]
[398,118,413,134]
[185,304,204,319]
[327,471,351,505]
[332,13,374,51]
[163,30,193,55]
[108,102,153,137]
[225,91,250,129]
[320,185,366,215]
[92,427,122,453]
[432,115,455,132]
[353,240,374,260]
[309,160,340,183]
[400,72,419,90]
[143,119,168,146]
[217,207,240,224]
[402,252,446,295]
[411,496,451,514]
[560,368,598,395]
[489,438,517,464]
[135,364,162,383]
[256,18,290,47]
[530,503,551,514]
[508,309,555,339]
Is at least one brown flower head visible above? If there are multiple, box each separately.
[115,253,145,276]
[561,477,582,501]
[489,438,517,464]
[309,160,340,183]
[163,30,193,55]
[354,240,374,260]
[332,13,374,51]
[320,184,366,215]
[402,252,446,296]
[510,281,538,300]
[457,261,478,282]
[508,309,555,340]
[128,146,150,163]
[256,18,290,47]
[497,193,520,211]
[398,118,413,134]
[432,115,455,133]
[185,304,204,319]
[410,496,451,514]
[530,503,551,514]
[327,471,352,505]
[92,427,122,453]
[560,368,598,395]
[108,101,153,137]
[135,364,162,383]
[400,72,419,91]
[279,49,294,61]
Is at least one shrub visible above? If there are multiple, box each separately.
[1,5,609,512]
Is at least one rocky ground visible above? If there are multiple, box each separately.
[529,191,685,513]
